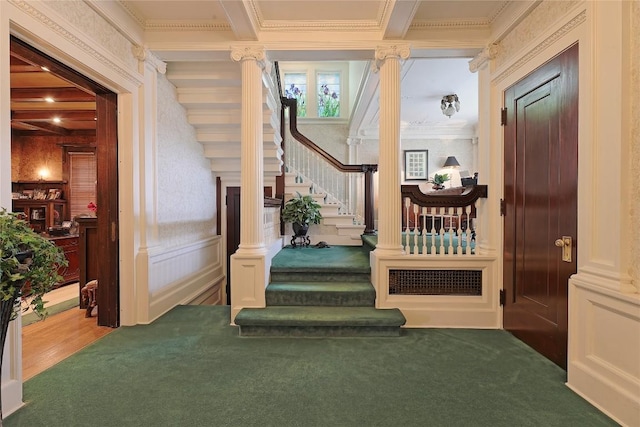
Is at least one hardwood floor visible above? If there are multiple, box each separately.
[22,307,113,381]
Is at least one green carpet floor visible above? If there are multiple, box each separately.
[5,306,615,427]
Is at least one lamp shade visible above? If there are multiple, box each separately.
[443,156,460,168]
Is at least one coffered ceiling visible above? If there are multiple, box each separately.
[10,40,96,136]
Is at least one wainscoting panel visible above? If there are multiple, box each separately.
[147,236,224,322]
[567,279,640,427]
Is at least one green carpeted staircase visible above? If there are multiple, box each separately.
[235,245,406,337]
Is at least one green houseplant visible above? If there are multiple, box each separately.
[0,209,67,423]
[281,193,323,237]
[431,173,450,190]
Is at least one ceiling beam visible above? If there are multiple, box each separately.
[11,88,96,102]
[11,120,70,135]
[219,0,259,40]
[12,111,97,121]
[383,0,420,39]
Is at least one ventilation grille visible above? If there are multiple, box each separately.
[389,270,482,296]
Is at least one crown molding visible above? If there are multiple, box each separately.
[493,9,586,84]
[9,0,142,86]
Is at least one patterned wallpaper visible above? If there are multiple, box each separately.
[631,2,639,288]
[42,0,137,70]
[156,74,217,247]
[11,135,94,181]
[298,123,349,164]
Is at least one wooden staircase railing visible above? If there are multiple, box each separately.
[400,184,488,255]
[281,97,377,234]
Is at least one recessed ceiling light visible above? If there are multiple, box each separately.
[52,117,61,123]
[44,97,54,103]
[41,66,50,72]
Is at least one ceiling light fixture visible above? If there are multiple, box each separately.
[52,117,61,123]
[441,94,460,118]
[40,66,50,72]
[44,97,54,103]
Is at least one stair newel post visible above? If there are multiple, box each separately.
[363,164,377,235]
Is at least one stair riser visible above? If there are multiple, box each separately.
[270,272,370,283]
[238,326,402,337]
[266,290,375,307]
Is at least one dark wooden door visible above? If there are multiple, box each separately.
[226,187,241,305]
[503,44,578,369]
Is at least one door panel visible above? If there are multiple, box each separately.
[504,44,578,369]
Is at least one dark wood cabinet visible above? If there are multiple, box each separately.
[12,199,67,233]
[49,235,80,285]
[77,217,98,309]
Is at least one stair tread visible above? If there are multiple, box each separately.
[235,306,406,327]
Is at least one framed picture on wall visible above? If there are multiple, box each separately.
[404,150,428,180]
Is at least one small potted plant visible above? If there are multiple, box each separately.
[0,209,67,422]
[281,193,322,237]
[431,173,450,190]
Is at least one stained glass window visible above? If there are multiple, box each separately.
[317,72,340,118]
[283,73,307,118]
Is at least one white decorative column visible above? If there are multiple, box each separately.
[230,46,268,323]
[373,45,410,255]
[469,44,497,256]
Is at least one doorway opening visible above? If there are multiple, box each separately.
[9,36,120,376]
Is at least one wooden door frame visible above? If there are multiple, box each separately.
[10,36,120,327]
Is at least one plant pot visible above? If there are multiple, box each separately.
[432,184,445,190]
[292,222,309,237]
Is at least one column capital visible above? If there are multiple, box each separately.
[469,43,499,73]
[374,44,411,71]
[132,45,167,74]
[230,45,266,65]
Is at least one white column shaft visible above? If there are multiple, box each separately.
[374,46,409,255]
[235,51,265,253]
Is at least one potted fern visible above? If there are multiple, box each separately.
[281,193,322,238]
[0,209,67,423]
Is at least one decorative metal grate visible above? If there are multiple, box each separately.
[388,269,482,295]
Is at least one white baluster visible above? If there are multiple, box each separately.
[438,207,445,255]
[404,198,411,253]
[430,208,437,255]
[456,206,463,256]
[412,203,419,255]
[447,207,455,255]
[421,207,428,256]
[465,205,472,255]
